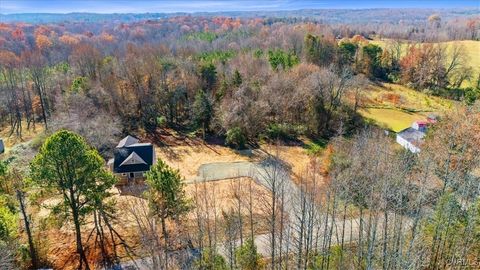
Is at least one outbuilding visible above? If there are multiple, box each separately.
[396,120,430,153]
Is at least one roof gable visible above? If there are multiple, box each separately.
[117,135,139,148]
[119,151,148,166]
[113,144,154,173]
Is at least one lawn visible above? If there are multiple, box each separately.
[357,82,455,132]
[359,107,427,132]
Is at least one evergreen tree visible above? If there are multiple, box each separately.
[193,90,213,139]
[30,130,116,270]
[232,69,243,87]
[199,63,217,91]
[145,159,190,269]
[235,239,264,270]
[195,249,228,270]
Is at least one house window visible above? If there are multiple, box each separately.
[129,172,134,178]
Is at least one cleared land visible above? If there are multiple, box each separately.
[0,122,44,154]
[357,82,455,132]
[359,108,427,132]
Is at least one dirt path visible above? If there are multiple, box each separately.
[118,160,412,268]
[187,160,412,258]
[186,160,300,216]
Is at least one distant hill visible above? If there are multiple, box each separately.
[1,8,478,24]
[0,12,173,23]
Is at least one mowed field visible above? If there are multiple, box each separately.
[359,108,427,132]
[356,39,477,132]
[372,39,480,88]
[357,83,455,132]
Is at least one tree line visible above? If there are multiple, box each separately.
[1,19,478,149]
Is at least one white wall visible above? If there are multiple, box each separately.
[396,135,420,153]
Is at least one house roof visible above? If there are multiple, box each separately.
[414,120,427,125]
[398,127,426,145]
[116,135,139,148]
[119,151,148,167]
[113,143,154,173]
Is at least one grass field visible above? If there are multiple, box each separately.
[357,82,455,132]
[371,39,480,88]
[364,83,454,111]
[359,107,427,132]
[358,39,476,131]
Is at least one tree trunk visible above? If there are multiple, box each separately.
[161,214,168,270]
[382,211,388,270]
[17,190,38,269]
[70,189,89,270]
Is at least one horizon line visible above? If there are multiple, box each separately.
[2,6,479,16]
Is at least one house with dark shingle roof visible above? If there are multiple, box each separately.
[108,135,155,185]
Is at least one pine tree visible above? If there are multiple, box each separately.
[193,90,213,139]
[232,69,243,87]
[30,130,116,270]
[145,159,191,269]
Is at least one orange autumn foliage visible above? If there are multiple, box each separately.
[34,25,50,36]
[59,34,80,45]
[99,32,115,42]
[35,34,53,50]
[0,50,19,68]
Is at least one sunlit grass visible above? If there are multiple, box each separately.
[359,107,427,132]
[365,83,454,112]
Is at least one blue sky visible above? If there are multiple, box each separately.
[1,1,479,14]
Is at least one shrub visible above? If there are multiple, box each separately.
[464,87,480,105]
[29,133,48,150]
[70,76,89,93]
[0,201,17,240]
[235,239,265,270]
[253,49,263,58]
[266,123,305,141]
[156,116,167,128]
[226,127,247,149]
[194,248,228,270]
[311,245,355,270]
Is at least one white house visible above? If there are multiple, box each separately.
[396,121,428,153]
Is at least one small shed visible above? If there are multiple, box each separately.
[0,139,4,154]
